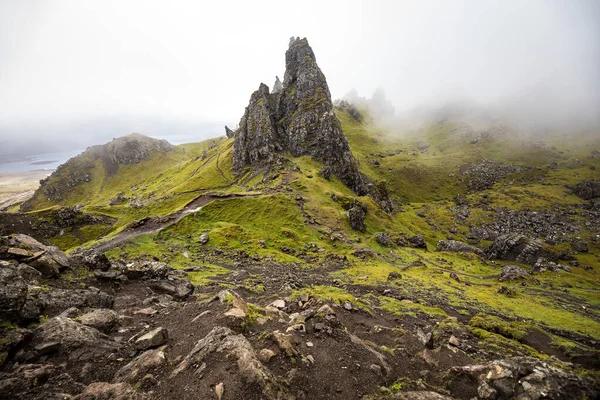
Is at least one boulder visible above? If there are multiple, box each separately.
[78,309,118,333]
[135,327,168,350]
[149,279,194,299]
[114,349,166,384]
[171,326,293,400]
[436,240,484,256]
[409,234,427,249]
[31,287,114,316]
[0,263,28,321]
[347,206,366,232]
[199,233,209,245]
[31,317,119,359]
[498,265,530,281]
[532,257,572,273]
[485,234,554,265]
[446,357,597,400]
[573,179,600,200]
[70,250,111,271]
[375,232,393,247]
[1,234,70,277]
[124,261,171,280]
[76,382,149,399]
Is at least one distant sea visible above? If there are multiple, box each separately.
[0,149,84,173]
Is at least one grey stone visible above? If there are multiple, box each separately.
[135,327,168,350]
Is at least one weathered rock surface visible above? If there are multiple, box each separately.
[31,317,119,358]
[436,240,484,256]
[114,349,166,384]
[485,234,554,265]
[446,356,597,400]
[149,279,194,299]
[76,381,149,399]
[498,265,530,281]
[124,261,172,280]
[375,232,393,247]
[573,179,600,200]
[172,326,292,400]
[0,234,70,277]
[347,206,367,232]
[0,263,28,321]
[462,160,529,191]
[134,327,168,350]
[78,309,118,333]
[233,37,367,197]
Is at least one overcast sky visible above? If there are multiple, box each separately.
[1,0,599,160]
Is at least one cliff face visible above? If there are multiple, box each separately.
[233,37,367,196]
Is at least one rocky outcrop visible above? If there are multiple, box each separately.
[498,265,530,281]
[446,357,597,400]
[462,160,530,192]
[171,326,292,400]
[0,234,70,277]
[347,206,366,232]
[485,234,554,265]
[225,125,234,139]
[573,179,600,200]
[30,317,119,359]
[272,76,283,94]
[0,263,28,321]
[233,37,368,196]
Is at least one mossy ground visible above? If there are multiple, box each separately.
[14,107,600,358]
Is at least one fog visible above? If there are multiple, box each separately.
[1,0,599,162]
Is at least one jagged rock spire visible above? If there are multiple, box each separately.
[272,76,283,94]
[233,38,368,196]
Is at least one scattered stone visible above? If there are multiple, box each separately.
[149,279,194,299]
[215,382,224,400]
[387,271,402,281]
[317,304,336,316]
[224,308,246,319]
[343,302,353,311]
[199,233,209,245]
[409,234,427,249]
[124,261,171,280]
[448,335,460,347]
[258,348,276,363]
[272,331,298,357]
[416,329,434,349]
[270,299,286,309]
[134,327,168,350]
[16,263,42,282]
[436,240,484,256]
[31,317,119,358]
[375,232,393,247]
[572,240,589,253]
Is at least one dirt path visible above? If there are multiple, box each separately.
[91,192,262,253]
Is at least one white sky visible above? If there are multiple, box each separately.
[0,0,599,154]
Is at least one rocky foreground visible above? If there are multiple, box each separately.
[1,233,598,400]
